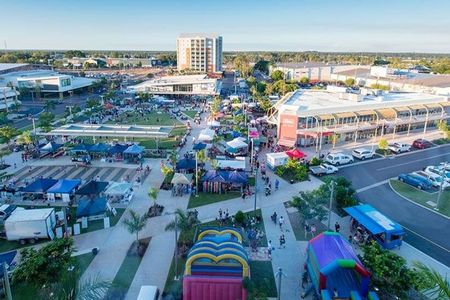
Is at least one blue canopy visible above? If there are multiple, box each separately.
[202,170,229,183]
[22,178,58,193]
[193,143,207,151]
[72,143,92,152]
[47,179,82,194]
[40,141,63,152]
[227,171,248,184]
[76,197,107,218]
[344,204,404,235]
[124,144,144,155]
[0,250,17,278]
[89,143,110,153]
[176,158,196,170]
[108,143,129,154]
[75,180,109,196]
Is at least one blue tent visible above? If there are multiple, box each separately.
[0,250,17,278]
[22,178,58,193]
[227,171,248,184]
[71,143,92,153]
[47,179,82,194]
[193,143,207,151]
[40,141,63,152]
[202,170,229,183]
[76,197,107,218]
[344,204,405,249]
[108,143,129,154]
[124,144,144,155]
[75,180,109,196]
[89,143,110,153]
[176,159,196,170]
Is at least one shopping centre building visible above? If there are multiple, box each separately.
[268,86,450,149]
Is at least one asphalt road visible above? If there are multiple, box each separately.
[336,144,450,266]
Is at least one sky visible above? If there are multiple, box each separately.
[1,0,450,53]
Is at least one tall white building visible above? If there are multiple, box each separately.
[177,33,223,73]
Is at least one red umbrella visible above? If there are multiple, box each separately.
[286,148,306,159]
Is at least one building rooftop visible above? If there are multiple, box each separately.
[280,89,449,116]
[0,63,29,72]
[178,33,221,39]
[275,62,346,69]
[132,74,216,87]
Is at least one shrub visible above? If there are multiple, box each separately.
[309,157,322,166]
[235,211,245,226]
[275,158,308,182]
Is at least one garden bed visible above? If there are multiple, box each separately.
[432,138,450,145]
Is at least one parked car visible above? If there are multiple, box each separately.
[325,152,354,166]
[413,171,449,189]
[424,166,450,182]
[309,163,339,176]
[398,173,432,190]
[388,142,411,154]
[351,148,375,160]
[412,139,433,149]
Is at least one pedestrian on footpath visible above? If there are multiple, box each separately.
[267,240,273,259]
[278,215,284,231]
[279,234,285,248]
[335,221,340,233]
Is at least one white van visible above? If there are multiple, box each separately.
[137,285,160,300]
[325,152,354,166]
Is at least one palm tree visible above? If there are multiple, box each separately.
[413,261,450,299]
[148,187,159,205]
[44,99,56,112]
[165,208,200,239]
[122,210,149,248]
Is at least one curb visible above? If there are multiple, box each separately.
[388,179,450,220]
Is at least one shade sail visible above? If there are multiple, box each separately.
[124,144,144,155]
[76,180,109,195]
[76,197,107,218]
[47,179,81,194]
[104,182,132,196]
[40,142,63,152]
[171,173,193,185]
[344,205,404,235]
[286,148,306,159]
[22,178,58,193]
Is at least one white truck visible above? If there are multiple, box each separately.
[309,163,338,176]
[3,208,56,244]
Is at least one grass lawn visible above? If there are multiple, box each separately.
[286,209,328,241]
[248,176,255,186]
[183,110,198,119]
[108,111,182,126]
[390,179,450,217]
[11,252,96,299]
[248,261,277,298]
[163,256,186,300]
[108,239,150,299]
[187,191,241,209]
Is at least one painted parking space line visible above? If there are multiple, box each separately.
[376,153,450,171]
[355,179,390,193]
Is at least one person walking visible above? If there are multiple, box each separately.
[335,221,341,233]
[278,215,284,231]
[267,240,273,259]
[275,178,279,190]
[279,234,286,249]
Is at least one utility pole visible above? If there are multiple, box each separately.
[436,162,447,210]
[327,181,336,230]
[2,262,12,300]
[276,267,286,300]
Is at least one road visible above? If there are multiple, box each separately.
[336,144,450,266]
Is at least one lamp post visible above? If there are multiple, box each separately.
[436,162,447,210]
[327,180,336,230]
[253,168,257,214]
[195,150,199,197]
[174,212,179,280]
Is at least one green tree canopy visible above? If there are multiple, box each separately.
[270,70,284,81]
[211,96,222,114]
[233,55,252,78]
[0,126,18,144]
[345,78,356,86]
[38,111,55,132]
[291,190,328,223]
[122,210,149,247]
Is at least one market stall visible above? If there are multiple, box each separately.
[266,152,289,170]
[75,180,109,199]
[104,182,133,203]
[108,143,129,161]
[171,173,193,196]
[76,197,108,220]
[47,179,82,202]
[198,128,216,143]
[21,178,58,200]
[123,144,144,164]
[286,148,306,160]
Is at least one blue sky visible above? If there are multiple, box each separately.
[2,0,450,52]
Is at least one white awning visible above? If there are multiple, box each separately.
[198,128,216,142]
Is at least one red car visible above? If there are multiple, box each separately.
[412,139,433,149]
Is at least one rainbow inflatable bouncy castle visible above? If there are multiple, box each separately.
[305,232,373,299]
[183,227,250,300]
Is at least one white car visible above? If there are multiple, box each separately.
[325,152,354,166]
[388,143,411,154]
[414,171,450,189]
[424,166,450,182]
[351,148,375,160]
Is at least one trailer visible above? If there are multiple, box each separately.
[4,208,56,243]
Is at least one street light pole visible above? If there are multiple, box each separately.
[436,161,447,210]
[174,213,179,280]
[327,181,336,230]
[276,267,286,300]
[195,151,199,197]
[253,168,257,214]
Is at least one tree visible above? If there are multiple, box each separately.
[438,121,450,139]
[137,92,150,102]
[361,241,417,298]
[270,70,284,81]
[299,77,310,84]
[39,111,55,132]
[0,126,18,144]
[13,238,74,287]
[122,210,149,248]
[291,190,328,224]
[165,208,200,244]
[345,78,356,87]
[16,130,33,146]
[378,138,389,156]
[211,96,222,114]
[370,83,389,91]
[233,55,252,78]
[44,99,56,112]
[86,98,100,110]
[148,187,159,205]
[275,158,308,182]
[319,176,357,215]
[413,261,450,299]
[253,60,270,75]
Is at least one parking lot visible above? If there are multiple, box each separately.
[331,144,450,266]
